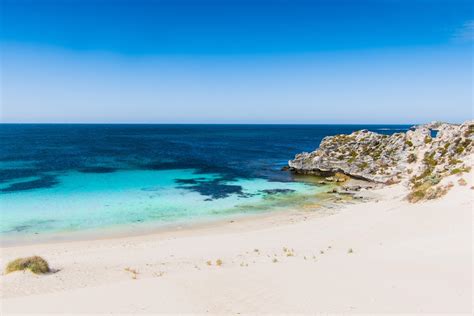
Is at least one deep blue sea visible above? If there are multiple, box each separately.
[0,124,409,244]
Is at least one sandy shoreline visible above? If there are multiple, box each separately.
[1,174,472,314]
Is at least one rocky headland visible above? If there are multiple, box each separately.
[288,120,473,202]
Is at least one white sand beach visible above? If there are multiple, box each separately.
[1,171,472,314]
[2,0,472,313]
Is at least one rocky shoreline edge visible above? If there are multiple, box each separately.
[287,120,473,202]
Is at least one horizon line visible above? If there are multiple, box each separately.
[0,121,424,126]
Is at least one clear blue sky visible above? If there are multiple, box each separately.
[1,0,472,123]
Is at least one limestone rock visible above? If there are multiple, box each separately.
[288,120,474,185]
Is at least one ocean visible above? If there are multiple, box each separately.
[0,124,409,244]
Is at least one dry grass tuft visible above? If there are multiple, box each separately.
[425,183,453,200]
[283,247,295,257]
[348,248,354,254]
[153,271,165,277]
[408,182,454,203]
[215,259,223,266]
[6,256,50,274]
[124,267,139,279]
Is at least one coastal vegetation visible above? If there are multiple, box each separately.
[5,256,50,274]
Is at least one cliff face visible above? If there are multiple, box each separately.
[288,121,473,191]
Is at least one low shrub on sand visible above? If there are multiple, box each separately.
[5,256,50,274]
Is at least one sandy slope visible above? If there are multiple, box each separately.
[1,173,472,314]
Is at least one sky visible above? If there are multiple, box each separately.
[0,0,473,124]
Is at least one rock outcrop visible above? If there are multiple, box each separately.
[288,121,474,192]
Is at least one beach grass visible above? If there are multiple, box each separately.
[5,256,50,274]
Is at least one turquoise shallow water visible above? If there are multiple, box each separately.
[0,168,328,244]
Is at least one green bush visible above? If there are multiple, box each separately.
[455,145,465,154]
[451,166,471,175]
[423,152,437,168]
[5,256,50,274]
[451,168,462,175]
[407,153,417,163]
[407,189,426,203]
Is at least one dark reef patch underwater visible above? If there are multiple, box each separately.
[0,124,409,243]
